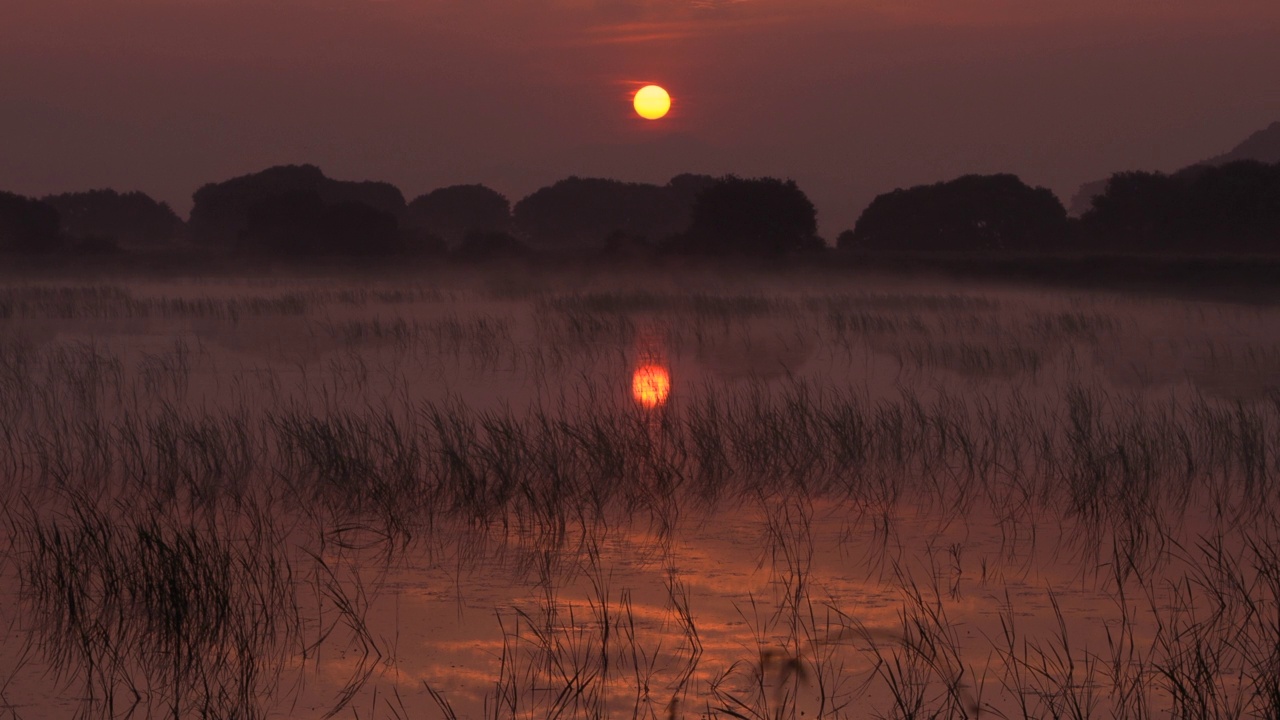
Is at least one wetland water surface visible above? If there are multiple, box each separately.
[1,272,1278,719]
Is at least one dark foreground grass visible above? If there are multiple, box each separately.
[1,279,1278,718]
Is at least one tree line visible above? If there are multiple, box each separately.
[3,160,1279,260]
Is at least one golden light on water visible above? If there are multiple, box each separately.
[631,363,671,408]
[633,85,671,120]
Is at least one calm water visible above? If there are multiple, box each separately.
[1,271,1278,718]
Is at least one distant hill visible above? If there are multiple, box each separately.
[1070,120,1280,215]
[1202,121,1280,166]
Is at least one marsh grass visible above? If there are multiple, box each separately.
[1,276,1279,717]
[14,496,301,719]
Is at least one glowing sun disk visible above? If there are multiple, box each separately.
[633,85,671,120]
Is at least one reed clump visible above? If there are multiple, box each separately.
[15,496,301,719]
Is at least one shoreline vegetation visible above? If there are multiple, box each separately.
[4,153,1280,269]
[0,273,1278,717]
[2,250,1279,305]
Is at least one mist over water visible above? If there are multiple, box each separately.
[1,270,1279,718]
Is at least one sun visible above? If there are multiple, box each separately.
[633,85,671,120]
[632,363,671,408]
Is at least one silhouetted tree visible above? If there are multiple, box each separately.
[240,191,402,256]
[599,230,656,261]
[1080,161,1280,253]
[190,165,405,244]
[405,185,510,246]
[396,227,449,258]
[1175,161,1280,252]
[1068,179,1109,217]
[665,173,719,217]
[835,229,858,252]
[850,174,1068,253]
[0,192,63,253]
[681,176,820,255]
[43,189,185,248]
[1078,171,1183,252]
[1071,120,1280,217]
[513,175,715,249]
[452,230,531,262]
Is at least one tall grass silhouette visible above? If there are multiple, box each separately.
[0,275,1277,717]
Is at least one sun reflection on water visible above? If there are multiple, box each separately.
[631,363,671,408]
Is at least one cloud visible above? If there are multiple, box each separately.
[567,0,792,46]
[580,17,761,45]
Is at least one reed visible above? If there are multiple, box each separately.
[1,275,1278,718]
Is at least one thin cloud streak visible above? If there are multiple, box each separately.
[579,13,788,45]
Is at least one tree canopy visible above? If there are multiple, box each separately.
[240,191,402,256]
[681,176,820,255]
[0,192,63,253]
[848,174,1068,253]
[1080,161,1280,253]
[43,189,185,248]
[405,185,510,246]
[513,175,715,249]
[190,165,405,244]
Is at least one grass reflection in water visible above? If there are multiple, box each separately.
[1,275,1278,718]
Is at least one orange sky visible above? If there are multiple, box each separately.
[2,0,1278,235]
